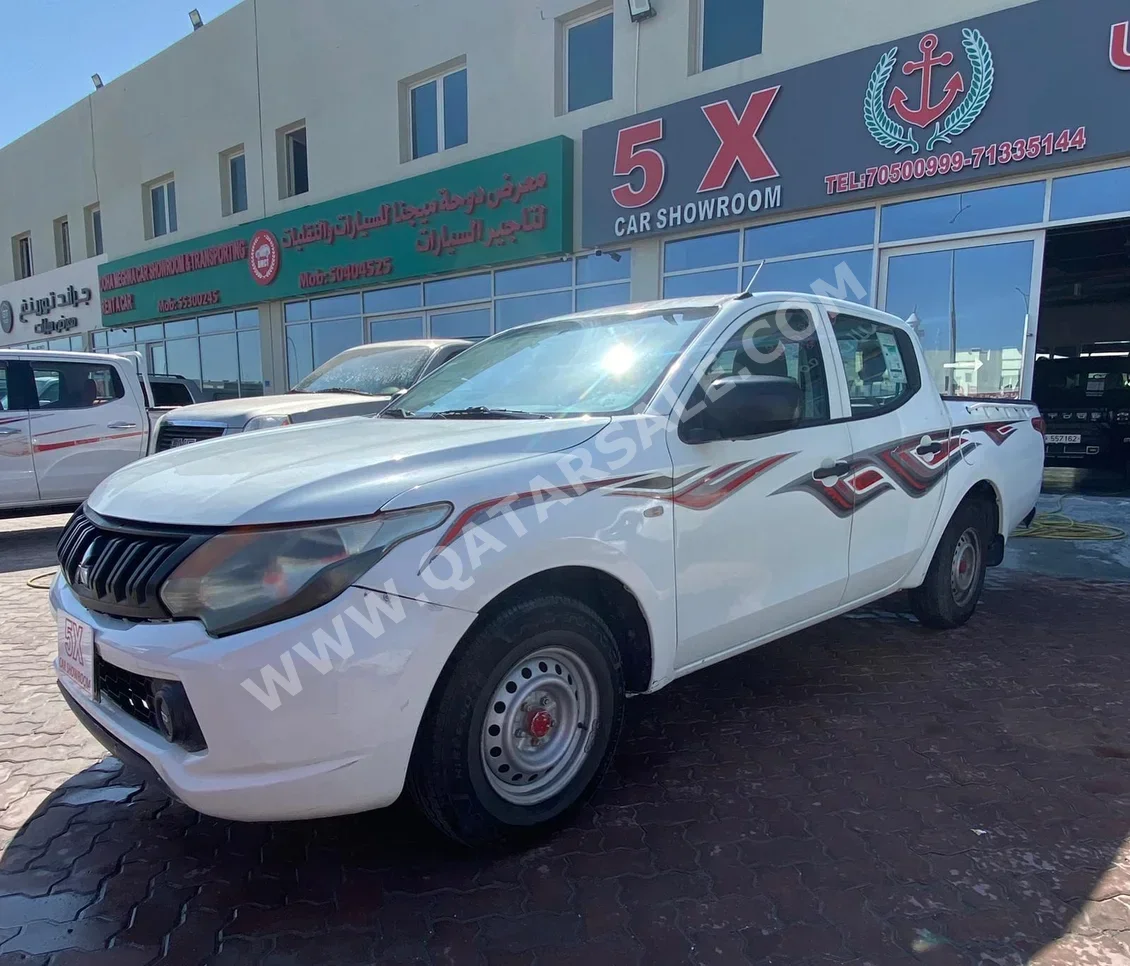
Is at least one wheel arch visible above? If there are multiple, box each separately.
[904,477,1004,587]
[444,566,656,696]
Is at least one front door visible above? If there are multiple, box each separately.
[669,302,855,672]
[0,361,39,508]
[28,358,145,503]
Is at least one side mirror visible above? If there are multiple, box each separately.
[682,375,803,442]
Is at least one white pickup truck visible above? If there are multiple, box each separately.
[0,349,195,512]
[51,294,1044,846]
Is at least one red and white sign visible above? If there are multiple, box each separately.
[57,614,95,700]
[248,229,281,286]
[1113,21,1130,70]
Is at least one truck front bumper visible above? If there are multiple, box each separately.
[51,576,476,822]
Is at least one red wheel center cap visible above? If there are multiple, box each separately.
[528,709,554,739]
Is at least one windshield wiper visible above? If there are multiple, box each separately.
[427,407,550,420]
[312,387,379,397]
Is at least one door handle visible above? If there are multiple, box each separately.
[0,427,21,436]
[916,439,946,456]
[812,461,851,481]
[106,421,138,430]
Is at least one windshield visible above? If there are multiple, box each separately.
[388,308,718,418]
[293,345,432,396]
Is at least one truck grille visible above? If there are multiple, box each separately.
[155,423,226,452]
[56,509,209,620]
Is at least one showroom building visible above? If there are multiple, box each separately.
[1,0,1129,409]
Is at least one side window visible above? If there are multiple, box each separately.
[700,309,831,423]
[831,314,921,417]
[0,362,8,411]
[30,363,125,410]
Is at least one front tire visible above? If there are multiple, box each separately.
[909,498,992,630]
[407,595,624,848]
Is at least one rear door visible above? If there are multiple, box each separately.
[28,358,146,503]
[826,311,955,604]
[0,360,39,508]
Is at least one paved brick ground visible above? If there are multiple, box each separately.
[2,511,1130,965]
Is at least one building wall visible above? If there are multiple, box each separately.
[0,0,1037,278]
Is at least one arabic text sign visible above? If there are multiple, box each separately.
[98,137,574,326]
[581,0,1130,246]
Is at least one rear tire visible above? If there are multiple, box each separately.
[407,595,624,848]
[909,498,993,630]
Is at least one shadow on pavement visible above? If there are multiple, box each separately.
[2,575,1130,964]
[0,527,65,576]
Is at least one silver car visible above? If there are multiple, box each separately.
[150,340,470,453]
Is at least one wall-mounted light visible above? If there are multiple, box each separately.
[188,8,204,30]
[626,0,656,23]
[91,74,104,90]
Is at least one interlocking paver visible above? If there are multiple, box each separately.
[3,510,1130,964]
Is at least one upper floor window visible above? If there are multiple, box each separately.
[54,218,72,267]
[13,233,33,279]
[85,204,104,257]
[148,177,178,238]
[410,65,468,159]
[221,146,248,215]
[282,126,309,198]
[700,0,764,71]
[565,9,614,112]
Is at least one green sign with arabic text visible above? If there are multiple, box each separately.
[98,136,574,327]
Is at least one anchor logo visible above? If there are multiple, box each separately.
[864,28,994,155]
[889,34,964,129]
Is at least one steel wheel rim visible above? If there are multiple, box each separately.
[480,646,600,806]
[950,527,981,607]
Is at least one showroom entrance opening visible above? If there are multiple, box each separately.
[1035,219,1130,487]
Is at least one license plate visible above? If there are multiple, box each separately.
[58,615,95,701]
[169,437,198,448]
[1045,434,1081,444]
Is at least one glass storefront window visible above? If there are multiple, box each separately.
[576,250,630,285]
[199,312,236,333]
[286,323,313,385]
[284,301,310,322]
[199,332,240,399]
[425,272,492,305]
[165,318,198,338]
[312,318,363,367]
[880,182,1045,243]
[884,240,1033,397]
[311,293,362,320]
[363,284,423,314]
[664,231,740,272]
[108,327,134,346]
[496,290,573,330]
[237,309,260,328]
[370,317,425,342]
[663,268,740,298]
[495,261,572,296]
[745,209,875,260]
[165,338,202,382]
[238,330,264,396]
[743,250,873,304]
[1050,166,1130,222]
[431,307,491,339]
[576,283,631,312]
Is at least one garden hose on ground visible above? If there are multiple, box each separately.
[27,571,58,590]
[1012,498,1127,542]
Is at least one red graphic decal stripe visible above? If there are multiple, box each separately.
[33,431,144,454]
[672,454,795,511]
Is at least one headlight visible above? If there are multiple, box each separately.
[160,503,452,636]
[243,414,292,433]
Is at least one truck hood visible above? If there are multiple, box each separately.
[89,415,610,527]
[160,392,388,426]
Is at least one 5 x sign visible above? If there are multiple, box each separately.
[603,85,784,240]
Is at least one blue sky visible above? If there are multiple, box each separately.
[1,0,243,149]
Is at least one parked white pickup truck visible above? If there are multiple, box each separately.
[52,294,1044,846]
[0,349,194,512]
